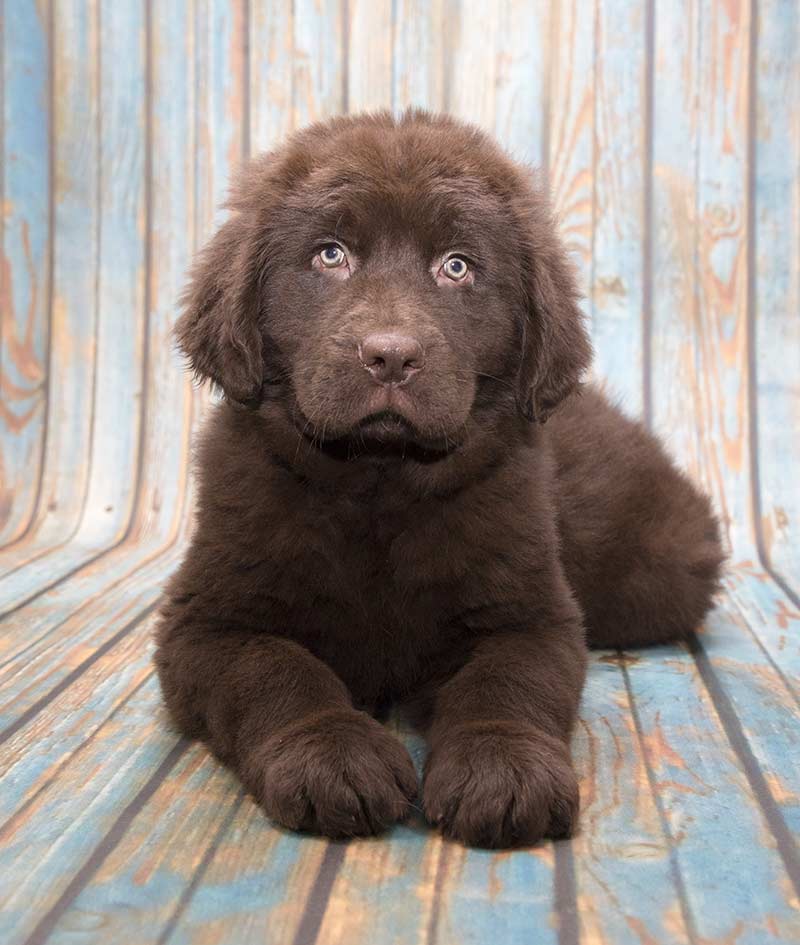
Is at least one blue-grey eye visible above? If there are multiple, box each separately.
[320,244,346,268]
[443,256,469,280]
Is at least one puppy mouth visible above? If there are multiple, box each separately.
[355,410,416,441]
[297,410,459,463]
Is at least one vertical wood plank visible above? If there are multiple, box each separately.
[0,0,101,576]
[392,0,446,114]
[0,681,185,943]
[248,0,294,154]
[444,0,501,134]
[592,0,647,416]
[753,0,800,591]
[0,0,51,545]
[347,0,394,112]
[493,0,549,167]
[77,0,147,543]
[441,1,550,167]
[571,657,691,944]
[547,0,595,296]
[293,0,346,127]
[132,0,197,548]
[196,0,248,237]
[650,0,753,555]
[40,0,100,541]
[626,646,800,943]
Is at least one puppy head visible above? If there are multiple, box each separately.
[177,111,591,465]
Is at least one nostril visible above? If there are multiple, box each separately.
[359,333,425,384]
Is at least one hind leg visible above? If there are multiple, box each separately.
[550,388,725,649]
[578,500,724,649]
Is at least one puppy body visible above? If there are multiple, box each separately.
[155,111,723,847]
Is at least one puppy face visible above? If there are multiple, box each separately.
[177,111,590,467]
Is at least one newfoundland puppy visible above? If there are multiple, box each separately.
[155,111,723,848]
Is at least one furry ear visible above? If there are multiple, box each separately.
[516,208,592,423]
[175,213,264,406]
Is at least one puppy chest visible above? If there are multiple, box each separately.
[258,544,465,697]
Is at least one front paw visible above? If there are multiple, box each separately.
[244,709,418,838]
[423,721,579,848]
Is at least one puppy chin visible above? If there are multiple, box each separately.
[355,411,417,443]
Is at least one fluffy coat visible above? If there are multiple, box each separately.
[154,111,724,848]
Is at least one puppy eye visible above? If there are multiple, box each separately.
[319,244,347,268]
[441,256,470,282]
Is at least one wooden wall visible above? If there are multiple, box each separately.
[2,1,798,589]
[1,4,799,943]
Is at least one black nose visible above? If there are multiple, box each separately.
[359,333,425,385]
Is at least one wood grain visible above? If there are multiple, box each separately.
[752,0,800,594]
[0,2,798,943]
[591,0,647,416]
[0,0,51,545]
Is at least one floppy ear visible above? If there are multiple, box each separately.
[175,213,265,406]
[516,206,592,423]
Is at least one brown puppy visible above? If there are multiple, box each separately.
[154,110,724,848]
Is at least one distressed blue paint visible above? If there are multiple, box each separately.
[0,2,798,943]
[293,0,345,128]
[0,0,50,543]
[626,646,800,943]
[571,656,693,943]
[753,0,800,593]
[392,0,446,113]
[591,0,647,417]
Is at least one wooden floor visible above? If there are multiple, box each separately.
[1,2,798,943]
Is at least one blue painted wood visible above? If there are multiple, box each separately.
[753,0,800,594]
[392,0,446,113]
[248,1,293,154]
[591,0,647,417]
[626,643,800,943]
[571,656,691,943]
[293,0,345,128]
[0,0,50,545]
[0,2,798,943]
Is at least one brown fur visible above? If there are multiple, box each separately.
[154,110,724,848]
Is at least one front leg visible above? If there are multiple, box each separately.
[423,620,587,848]
[155,619,417,838]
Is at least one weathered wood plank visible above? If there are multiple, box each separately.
[150,795,331,944]
[0,0,150,607]
[293,0,345,128]
[492,0,549,167]
[196,0,248,237]
[591,0,647,416]
[0,3,798,943]
[248,0,294,154]
[700,588,800,833]
[443,1,502,135]
[625,642,800,943]
[0,618,159,820]
[392,0,446,114]
[570,655,691,944]
[650,0,753,554]
[441,1,549,165]
[546,0,594,284]
[725,556,800,671]
[0,0,100,582]
[78,0,147,545]
[135,0,199,543]
[0,557,169,738]
[346,0,393,113]
[0,0,51,545]
[0,677,185,944]
[752,0,800,592]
